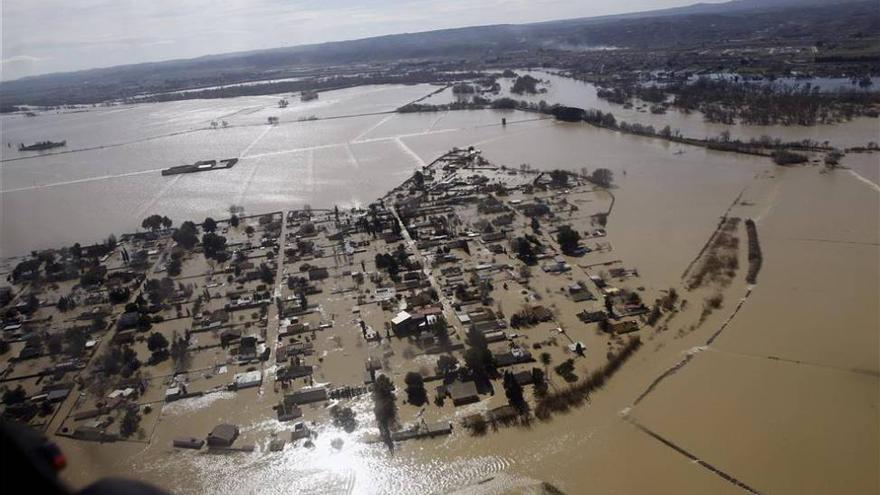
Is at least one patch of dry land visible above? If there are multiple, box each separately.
[1,142,877,495]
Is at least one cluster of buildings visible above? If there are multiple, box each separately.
[1,146,651,454]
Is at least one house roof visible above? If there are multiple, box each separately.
[448,381,478,401]
[208,424,239,443]
[391,311,412,325]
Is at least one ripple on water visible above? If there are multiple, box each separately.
[141,392,519,495]
[161,391,236,416]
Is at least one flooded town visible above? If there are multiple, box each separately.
[1,1,879,494]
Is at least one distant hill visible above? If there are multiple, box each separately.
[1,0,876,106]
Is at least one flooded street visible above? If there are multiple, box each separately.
[2,82,878,494]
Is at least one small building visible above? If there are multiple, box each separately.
[18,345,41,360]
[578,310,607,324]
[494,348,533,368]
[542,260,571,273]
[448,381,479,406]
[73,426,116,443]
[0,287,13,306]
[277,403,303,422]
[481,232,506,243]
[512,370,535,386]
[165,386,183,402]
[207,424,239,447]
[117,312,141,330]
[308,267,329,281]
[220,328,242,346]
[390,311,415,335]
[290,422,311,441]
[568,282,594,302]
[610,321,639,335]
[483,330,507,343]
[233,370,263,390]
[238,336,258,361]
[284,386,328,405]
[46,388,71,403]
[276,364,312,381]
[173,437,205,450]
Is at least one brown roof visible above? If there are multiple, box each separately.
[448,381,479,405]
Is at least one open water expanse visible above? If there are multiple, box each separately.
[1,75,877,495]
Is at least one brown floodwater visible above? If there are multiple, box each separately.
[4,83,877,494]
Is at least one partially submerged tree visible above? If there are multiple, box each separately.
[589,168,614,188]
[147,332,169,361]
[141,215,165,232]
[120,407,141,438]
[503,371,527,413]
[172,221,199,250]
[404,372,427,406]
[557,225,581,254]
[372,375,398,450]
[203,217,218,233]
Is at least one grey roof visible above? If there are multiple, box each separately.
[448,381,478,402]
[207,424,239,445]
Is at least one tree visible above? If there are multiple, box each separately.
[554,358,578,382]
[64,328,88,358]
[512,237,537,265]
[404,372,427,406]
[436,355,458,377]
[2,385,26,405]
[46,333,63,355]
[202,233,227,260]
[590,168,614,188]
[173,221,199,250]
[170,334,189,370]
[245,225,255,236]
[413,170,425,189]
[258,263,274,284]
[109,286,130,304]
[167,258,182,277]
[557,225,581,254]
[101,345,141,376]
[329,405,358,433]
[503,371,526,412]
[540,352,552,374]
[203,217,218,233]
[119,346,141,377]
[430,317,451,348]
[161,216,173,229]
[372,375,397,450]
[464,327,494,379]
[57,296,72,312]
[771,150,808,165]
[120,407,141,438]
[531,368,548,396]
[80,264,107,287]
[141,215,164,232]
[230,215,240,228]
[147,332,169,354]
[549,169,568,187]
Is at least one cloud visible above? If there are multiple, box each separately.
[0,0,725,80]
[1,55,47,65]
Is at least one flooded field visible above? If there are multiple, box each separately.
[496,70,880,148]
[3,79,879,257]
[1,81,878,495]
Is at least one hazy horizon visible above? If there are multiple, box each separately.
[0,0,729,82]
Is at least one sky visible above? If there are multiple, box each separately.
[1,0,726,81]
